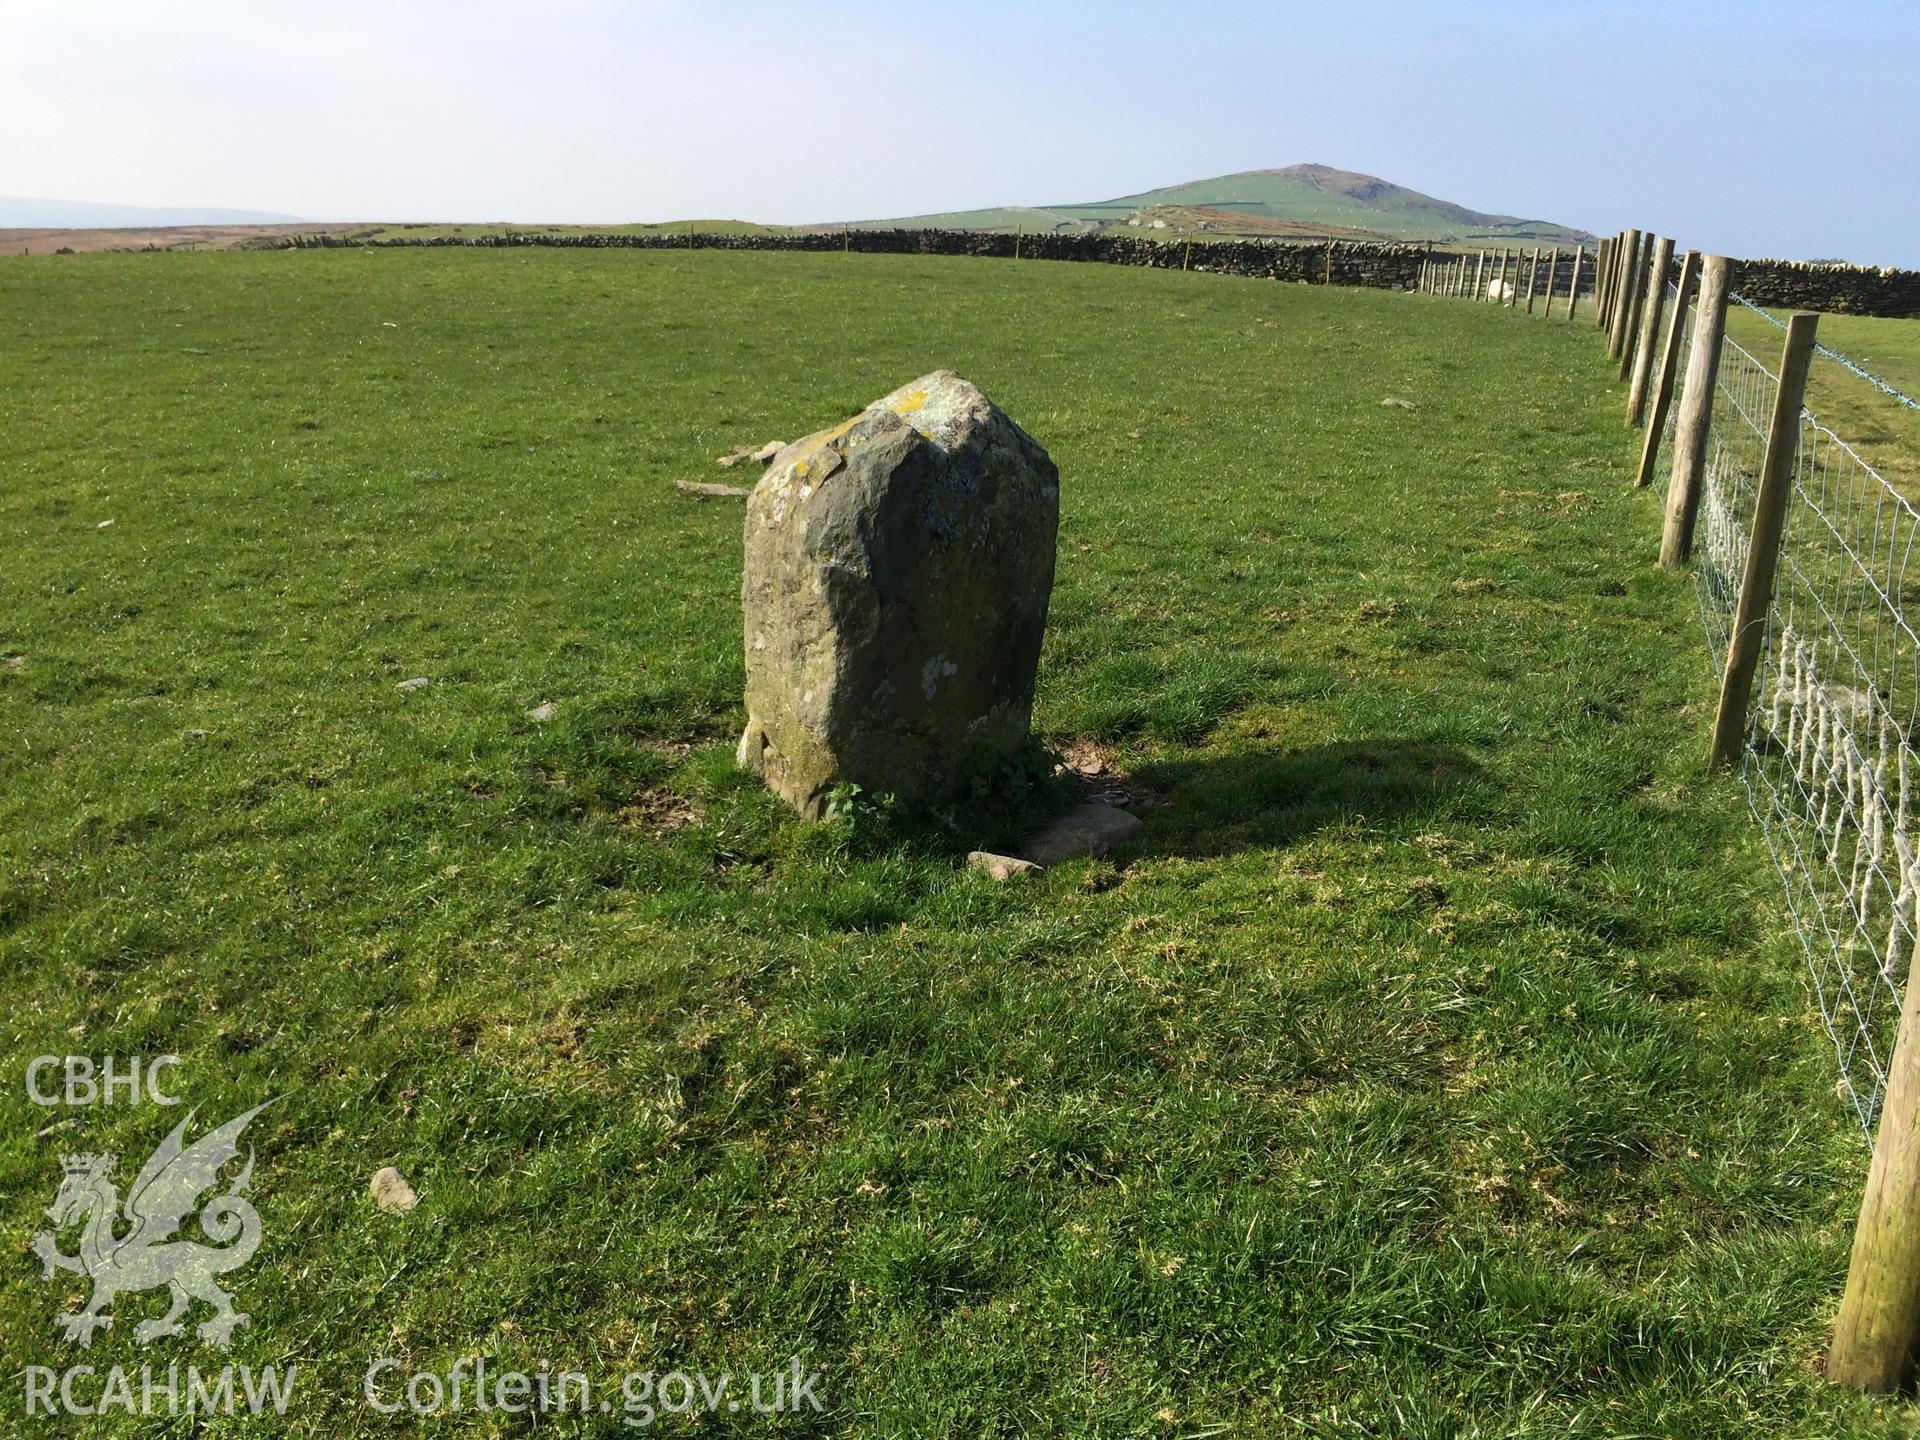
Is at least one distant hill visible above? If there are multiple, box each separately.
[844,164,1593,245]
[3,167,1593,251]
[0,197,301,228]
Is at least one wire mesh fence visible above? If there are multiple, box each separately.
[1419,246,1915,1133]
[1693,330,1777,664]
[1653,298,1920,1132]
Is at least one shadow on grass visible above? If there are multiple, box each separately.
[1133,738,1485,859]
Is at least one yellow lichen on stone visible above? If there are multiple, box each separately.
[774,416,863,487]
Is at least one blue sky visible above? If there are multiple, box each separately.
[5,0,1915,263]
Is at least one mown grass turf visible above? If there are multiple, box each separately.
[0,249,1910,1436]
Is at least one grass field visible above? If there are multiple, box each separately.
[0,249,1911,1435]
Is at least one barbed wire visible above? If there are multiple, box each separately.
[1730,291,1920,414]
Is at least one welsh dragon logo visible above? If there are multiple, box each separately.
[31,1101,273,1348]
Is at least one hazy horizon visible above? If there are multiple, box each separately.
[5,0,1915,265]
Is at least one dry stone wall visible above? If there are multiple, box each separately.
[1726,259,1920,318]
[283,227,1431,290]
[279,229,1920,317]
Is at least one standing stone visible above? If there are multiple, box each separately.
[738,370,1059,817]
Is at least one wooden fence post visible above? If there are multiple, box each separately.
[1524,247,1540,313]
[1605,230,1629,330]
[1831,920,1920,1390]
[1626,235,1675,419]
[1324,239,1334,286]
[1660,255,1733,566]
[1635,248,1700,486]
[1566,246,1583,322]
[1611,229,1636,345]
[1609,229,1644,359]
[1473,249,1486,300]
[1597,235,1614,325]
[1618,233,1655,377]
[1612,229,1635,330]
[1706,312,1817,771]
[1599,234,1616,326]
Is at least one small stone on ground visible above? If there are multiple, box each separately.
[717,441,786,469]
[1381,396,1418,410]
[396,677,430,692]
[1019,803,1144,867]
[370,1166,418,1213]
[677,479,752,498]
[527,701,557,722]
[1056,738,1111,779]
[968,850,1042,881]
